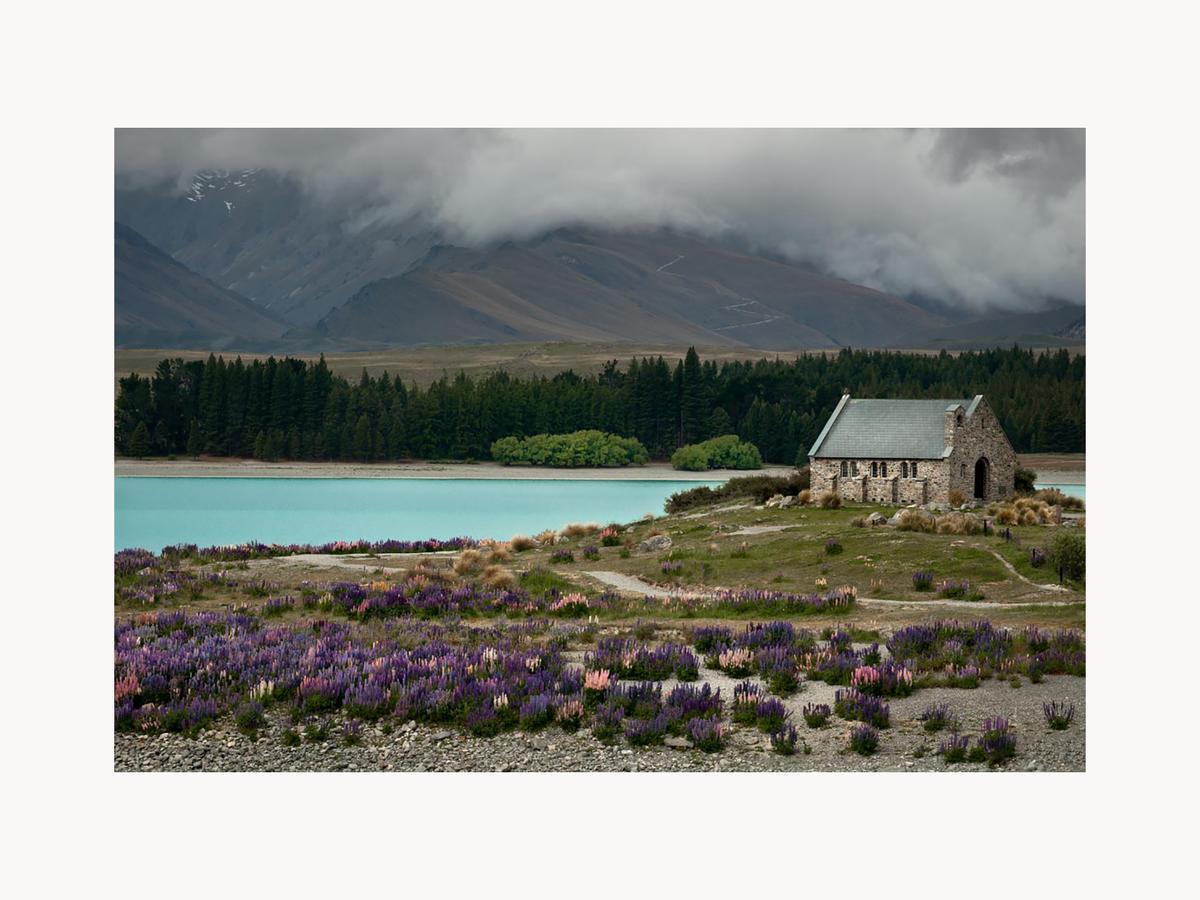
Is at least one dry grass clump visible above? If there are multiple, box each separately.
[935,512,983,535]
[486,544,512,563]
[850,516,867,528]
[948,489,967,507]
[453,548,485,575]
[408,561,453,585]
[1033,488,1084,510]
[535,529,559,546]
[818,491,842,509]
[560,522,600,538]
[481,565,517,591]
[798,489,812,505]
[989,497,1062,526]
[510,534,537,552]
[895,509,936,532]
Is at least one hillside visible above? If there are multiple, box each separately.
[305,229,948,349]
[115,224,286,349]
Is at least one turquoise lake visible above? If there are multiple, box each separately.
[114,477,720,551]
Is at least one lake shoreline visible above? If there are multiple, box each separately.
[114,458,798,481]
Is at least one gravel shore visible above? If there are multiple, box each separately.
[114,459,795,481]
[115,669,1084,773]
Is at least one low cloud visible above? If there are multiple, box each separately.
[116,128,1084,312]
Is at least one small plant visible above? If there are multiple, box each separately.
[633,620,656,641]
[717,647,755,677]
[592,697,625,742]
[730,541,751,559]
[834,689,890,728]
[686,716,726,752]
[582,546,600,561]
[912,742,929,759]
[770,725,799,755]
[732,681,763,724]
[1043,700,1075,730]
[919,702,957,733]
[342,719,363,746]
[623,712,671,747]
[755,697,790,732]
[1029,547,1047,568]
[939,734,970,764]
[849,724,879,755]
[549,549,575,564]
[912,570,934,591]
[825,538,843,556]
[660,560,684,576]
[1009,675,1022,688]
[938,580,969,599]
[280,728,301,747]
[234,700,266,734]
[802,703,831,728]
[599,526,622,547]
[519,694,554,731]
[979,716,1017,766]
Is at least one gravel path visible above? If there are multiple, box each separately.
[115,666,1084,773]
[583,570,1080,609]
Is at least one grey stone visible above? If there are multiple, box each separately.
[665,736,692,750]
[637,534,673,553]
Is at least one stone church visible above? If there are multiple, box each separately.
[807,394,1017,506]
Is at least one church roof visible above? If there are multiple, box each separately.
[808,395,983,460]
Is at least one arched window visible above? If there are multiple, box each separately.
[901,461,908,478]
[960,463,966,477]
[840,461,848,477]
[871,462,878,478]
[881,462,888,477]
[851,461,858,476]
[911,461,919,478]
[956,412,964,426]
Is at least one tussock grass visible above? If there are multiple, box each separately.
[561,522,601,538]
[481,565,517,591]
[453,548,485,575]
[510,535,537,552]
[818,491,842,509]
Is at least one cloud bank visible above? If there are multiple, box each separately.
[116,128,1084,312]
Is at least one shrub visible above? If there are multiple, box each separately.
[825,538,843,555]
[549,549,575,565]
[1014,466,1038,494]
[849,724,879,755]
[912,571,934,591]
[948,489,966,507]
[770,725,799,755]
[599,526,622,547]
[280,728,301,747]
[342,719,363,746]
[818,491,842,509]
[1049,530,1085,583]
[1043,700,1075,730]
[491,430,649,467]
[802,703,831,728]
[1029,547,1047,568]
[582,545,600,561]
[665,470,810,513]
[671,435,764,471]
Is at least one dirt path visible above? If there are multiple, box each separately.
[583,570,1081,609]
[983,547,1070,593]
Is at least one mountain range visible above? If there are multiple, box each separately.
[115,170,1084,352]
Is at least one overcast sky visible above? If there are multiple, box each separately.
[116,128,1084,312]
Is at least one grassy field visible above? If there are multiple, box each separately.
[115,341,1052,389]
[117,489,1085,633]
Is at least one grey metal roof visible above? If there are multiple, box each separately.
[809,397,980,459]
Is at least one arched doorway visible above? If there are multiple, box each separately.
[973,457,990,499]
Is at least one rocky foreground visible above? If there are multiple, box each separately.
[115,674,1084,773]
